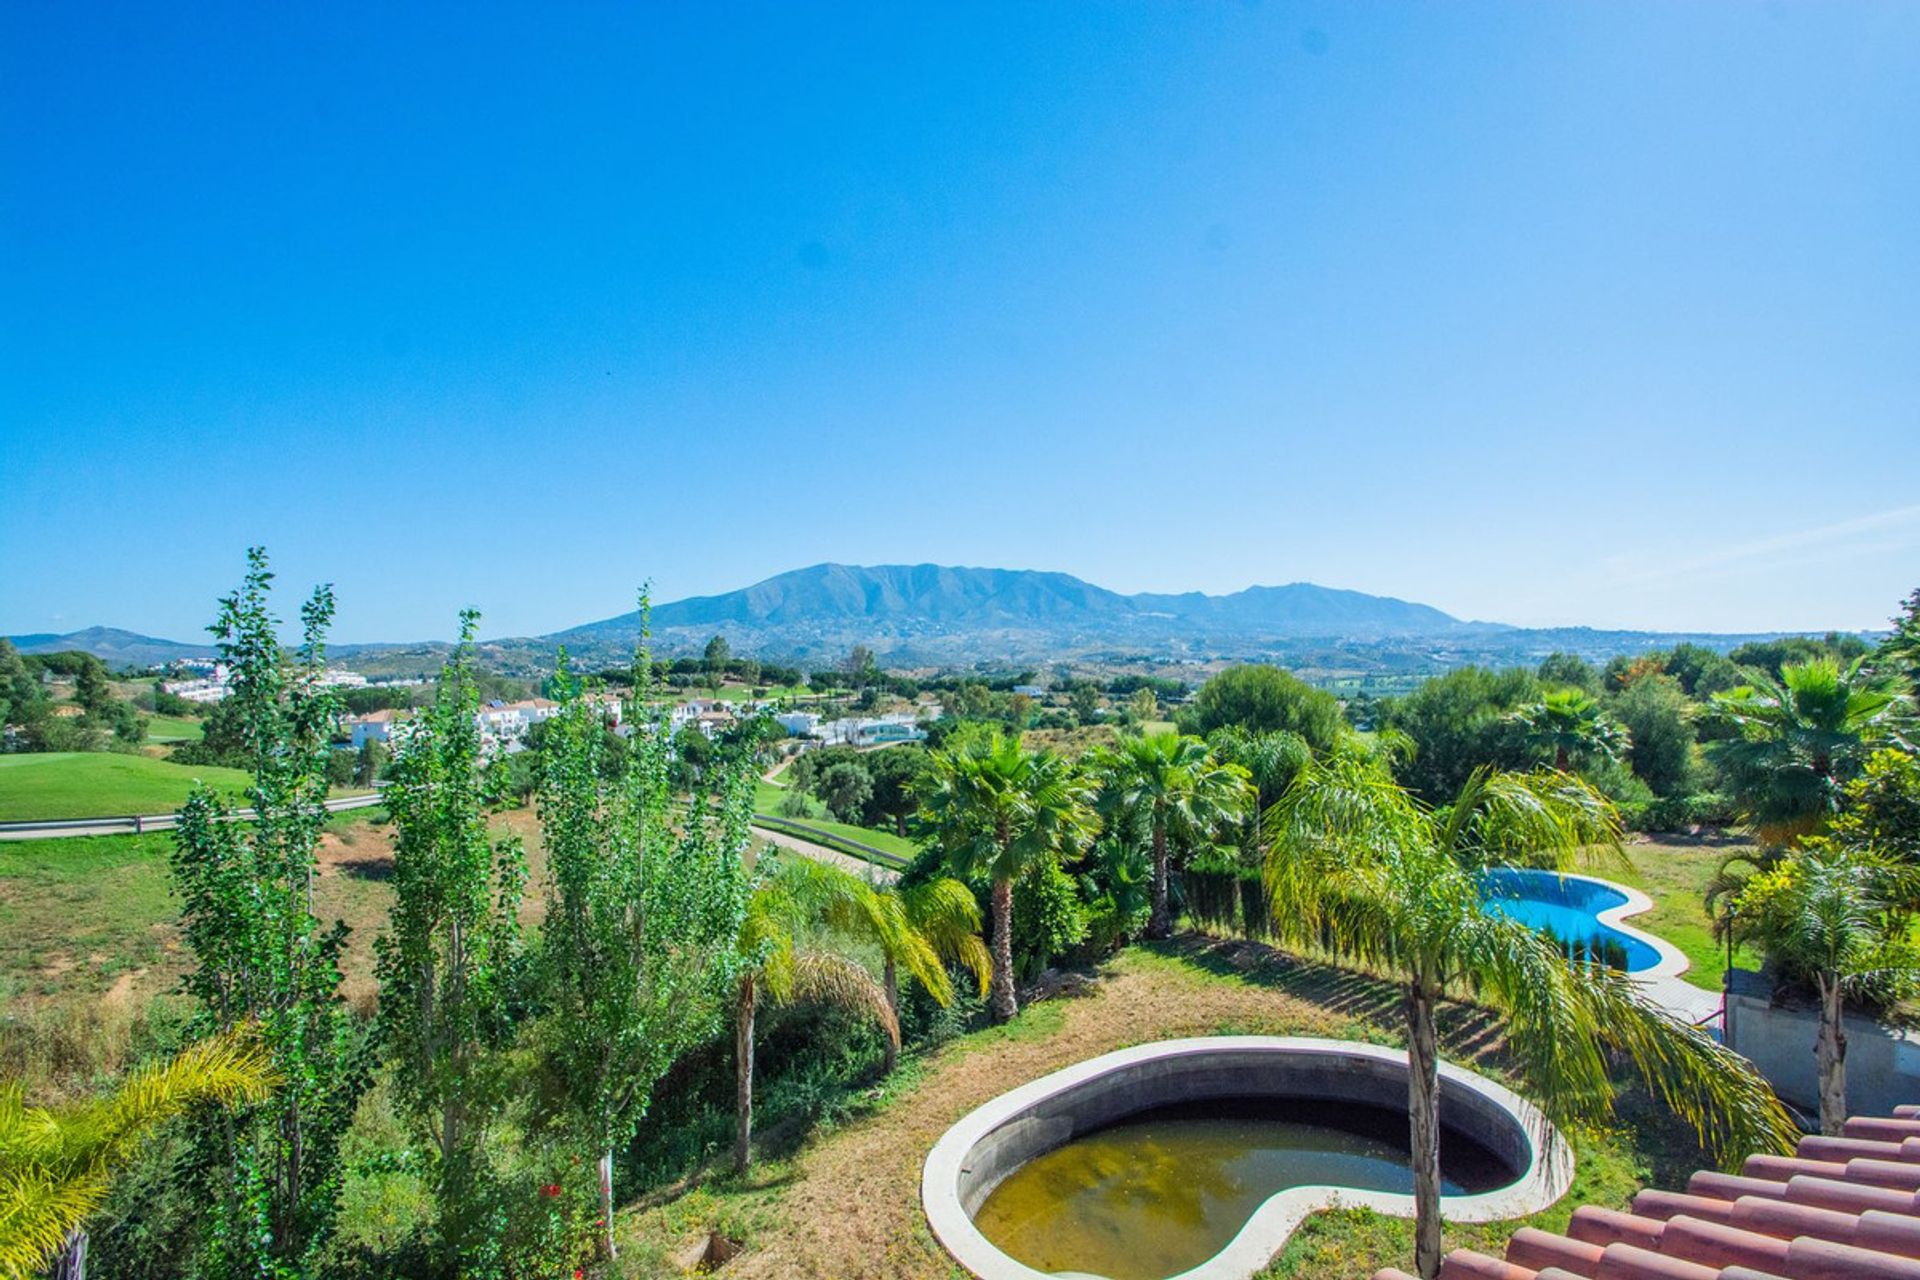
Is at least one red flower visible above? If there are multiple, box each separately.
[539,1183,562,1199]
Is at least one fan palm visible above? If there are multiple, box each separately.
[1095,732,1253,938]
[915,731,1097,1021]
[1729,842,1920,1135]
[1,1030,275,1280]
[1510,688,1629,773]
[1264,748,1796,1280]
[1711,657,1908,844]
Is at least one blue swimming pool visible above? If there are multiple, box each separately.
[1476,868,1662,973]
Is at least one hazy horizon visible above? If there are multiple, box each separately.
[4,4,1916,641]
[5,558,1904,650]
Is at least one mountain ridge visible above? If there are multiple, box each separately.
[12,563,1833,672]
[554,562,1486,645]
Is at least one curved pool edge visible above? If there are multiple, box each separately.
[1525,868,1692,982]
[921,1036,1576,1280]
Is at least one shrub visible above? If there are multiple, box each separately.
[1011,857,1087,978]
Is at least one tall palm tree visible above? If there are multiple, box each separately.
[1729,842,1920,1135]
[1510,688,1629,773]
[1096,732,1252,938]
[1264,748,1796,1280]
[732,855,969,1172]
[1,1031,275,1280]
[1712,657,1908,844]
[915,731,1097,1021]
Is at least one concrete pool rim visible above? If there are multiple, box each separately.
[1485,867,1692,982]
[921,1035,1576,1280]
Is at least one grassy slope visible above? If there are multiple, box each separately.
[615,942,1699,1280]
[0,831,178,1003]
[0,752,253,821]
[143,714,204,743]
[751,778,921,861]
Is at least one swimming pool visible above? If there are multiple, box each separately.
[1477,868,1665,974]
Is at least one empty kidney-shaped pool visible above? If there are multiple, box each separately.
[923,1038,1572,1280]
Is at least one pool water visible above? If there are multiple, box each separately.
[970,1097,1516,1280]
[1477,868,1660,973]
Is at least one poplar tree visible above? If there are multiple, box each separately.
[169,548,368,1275]
[377,610,528,1274]
[538,626,752,1261]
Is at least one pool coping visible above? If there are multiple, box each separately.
[1492,867,1692,983]
[921,1036,1575,1280]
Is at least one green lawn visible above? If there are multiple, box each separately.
[1608,835,1758,991]
[143,714,204,743]
[0,752,253,821]
[750,778,921,861]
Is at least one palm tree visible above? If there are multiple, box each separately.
[1729,842,1920,1135]
[1,1030,275,1280]
[881,877,991,1072]
[1096,732,1252,938]
[1264,748,1797,1280]
[1712,657,1908,844]
[732,855,973,1171]
[1209,727,1312,816]
[915,731,1097,1021]
[1510,688,1629,773]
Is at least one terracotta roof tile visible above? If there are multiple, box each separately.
[1422,1106,1920,1280]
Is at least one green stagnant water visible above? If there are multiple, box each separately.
[971,1097,1517,1280]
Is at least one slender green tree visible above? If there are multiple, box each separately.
[168,548,369,1275]
[1731,843,1920,1135]
[1711,657,1908,844]
[914,732,1096,1021]
[1265,748,1796,1280]
[1094,731,1252,938]
[377,610,529,1272]
[0,1031,274,1280]
[538,639,752,1261]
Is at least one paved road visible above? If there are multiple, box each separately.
[0,791,385,841]
[752,824,900,884]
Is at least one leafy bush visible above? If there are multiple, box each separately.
[1011,857,1087,978]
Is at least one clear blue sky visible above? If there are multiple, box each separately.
[4,3,1917,643]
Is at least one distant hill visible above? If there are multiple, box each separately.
[7,626,215,667]
[549,562,1492,661]
[18,564,1824,673]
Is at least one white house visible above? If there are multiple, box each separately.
[775,711,820,737]
[344,708,411,749]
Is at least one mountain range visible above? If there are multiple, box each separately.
[558,564,1490,652]
[10,562,1805,673]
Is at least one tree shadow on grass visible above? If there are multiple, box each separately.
[1145,933,1508,1069]
[335,857,393,882]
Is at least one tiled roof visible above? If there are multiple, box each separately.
[1373,1106,1920,1280]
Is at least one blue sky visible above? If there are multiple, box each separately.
[3,2,1917,643]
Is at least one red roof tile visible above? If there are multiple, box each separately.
[1371,1105,1920,1280]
